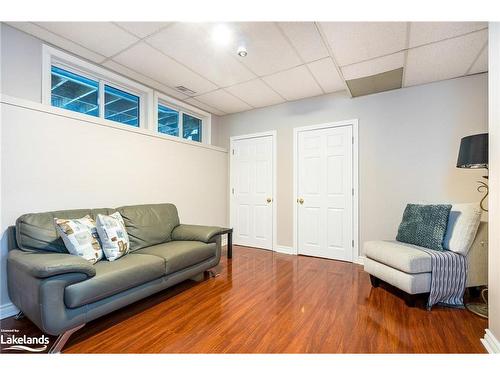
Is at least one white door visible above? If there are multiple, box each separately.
[296,125,353,261]
[231,135,274,250]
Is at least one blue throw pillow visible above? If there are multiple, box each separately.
[396,204,452,251]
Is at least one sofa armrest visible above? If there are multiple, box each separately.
[7,249,96,279]
[171,224,221,243]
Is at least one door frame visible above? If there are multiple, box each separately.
[229,130,277,252]
[293,119,359,261]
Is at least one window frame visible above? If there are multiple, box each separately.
[43,45,153,129]
[154,92,211,144]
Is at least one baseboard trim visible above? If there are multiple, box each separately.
[481,329,500,353]
[221,237,228,247]
[354,255,366,265]
[275,246,295,255]
[0,302,19,320]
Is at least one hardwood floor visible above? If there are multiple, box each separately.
[0,246,488,353]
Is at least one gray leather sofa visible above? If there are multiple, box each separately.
[7,203,222,353]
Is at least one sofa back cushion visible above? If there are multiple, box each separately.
[16,208,114,252]
[117,203,180,251]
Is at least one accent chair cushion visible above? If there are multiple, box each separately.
[364,240,432,274]
[96,212,130,261]
[117,204,180,251]
[135,240,216,275]
[54,215,103,264]
[396,204,452,251]
[443,203,482,255]
[64,253,165,308]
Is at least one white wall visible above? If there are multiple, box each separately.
[486,23,500,351]
[0,97,228,311]
[215,74,489,251]
[1,23,43,102]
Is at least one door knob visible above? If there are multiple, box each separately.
[266,197,273,203]
[297,198,304,204]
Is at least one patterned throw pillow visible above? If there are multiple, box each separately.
[54,215,103,264]
[396,204,452,251]
[95,212,130,261]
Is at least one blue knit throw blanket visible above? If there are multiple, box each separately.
[419,248,467,310]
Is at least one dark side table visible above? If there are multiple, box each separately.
[219,227,233,258]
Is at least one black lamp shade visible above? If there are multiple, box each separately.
[457,133,488,169]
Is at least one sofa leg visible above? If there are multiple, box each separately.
[205,269,220,278]
[369,275,380,288]
[14,311,25,320]
[48,324,85,354]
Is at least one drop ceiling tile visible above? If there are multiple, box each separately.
[404,29,488,87]
[347,68,403,97]
[7,22,106,63]
[194,89,252,114]
[469,45,488,74]
[102,60,188,100]
[342,52,405,80]
[409,22,487,48]
[35,22,139,57]
[319,22,407,66]
[225,79,284,108]
[185,98,227,116]
[112,42,217,95]
[146,23,255,87]
[229,22,302,76]
[278,22,329,62]
[307,58,345,93]
[115,22,171,38]
[262,65,323,101]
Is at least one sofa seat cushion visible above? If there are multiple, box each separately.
[64,253,165,308]
[135,241,216,275]
[364,240,432,274]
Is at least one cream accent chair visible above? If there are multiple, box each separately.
[363,222,488,304]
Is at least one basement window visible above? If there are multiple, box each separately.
[50,66,99,117]
[104,85,140,127]
[183,113,202,142]
[157,104,179,136]
[43,45,211,144]
[156,95,208,143]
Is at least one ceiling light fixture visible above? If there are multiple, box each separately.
[211,24,233,46]
[237,46,247,57]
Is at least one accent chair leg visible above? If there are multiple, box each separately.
[369,275,380,288]
[14,311,25,320]
[49,324,85,354]
[404,293,416,308]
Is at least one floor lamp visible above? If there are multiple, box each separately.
[456,133,488,318]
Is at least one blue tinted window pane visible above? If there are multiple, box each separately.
[104,85,139,127]
[158,104,179,136]
[182,113,202,142]
[51,66,99,117]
